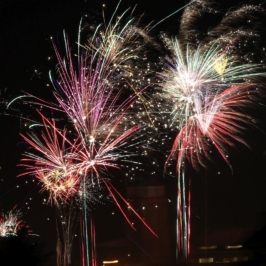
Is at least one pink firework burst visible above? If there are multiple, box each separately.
[19,114,81,204]
[19,36,157,237]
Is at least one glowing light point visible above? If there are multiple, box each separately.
[89,136,95,143]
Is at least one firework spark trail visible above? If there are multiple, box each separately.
[90,217,97,266]
[81,2,162,127]
[47,20,153,217]
[18,114,81,204]
[56,202,78,266]
[203,5,266,50]
[49,40,147,211]
[0,206,32,237]
[85,2,153,81]
[159,0,266,258]
[51,37,140,140]
[72,124,141,179]
[18,109,145,218]
[178,0,266,52]
[6,2,156,129]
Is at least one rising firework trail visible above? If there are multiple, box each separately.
[56,201,79,266]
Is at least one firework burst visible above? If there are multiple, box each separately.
[19,113,81,204]
[83,2,153,80]
[161,39,264,171]
[0,206,32,237]
[158,0,266,258]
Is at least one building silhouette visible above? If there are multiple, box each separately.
[97,180,266,266]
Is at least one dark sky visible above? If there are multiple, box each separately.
[1,0,266,264]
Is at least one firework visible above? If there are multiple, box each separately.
[18,6,157,264]
[56,202,79,266]
[84,0,161,123]
[159,0,266,258]
[161,39,264,171]
[49,39,156,235]
[19,113,81,204]
[0,206,32,237]
[10,0,265,263]
[83,2,153,80]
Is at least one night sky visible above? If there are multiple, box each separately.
[1,0,266,265]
